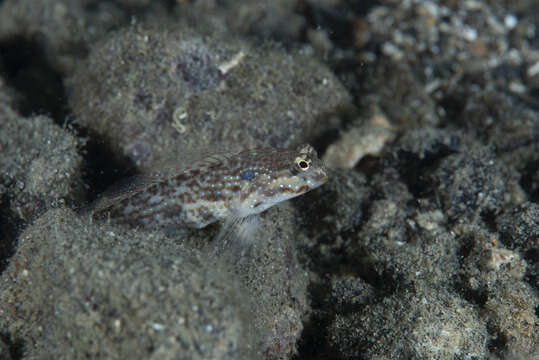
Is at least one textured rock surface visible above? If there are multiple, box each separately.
[0,0,537,359]
[0,209,258,359]
[0,83,83,224]
[67,23,351,171]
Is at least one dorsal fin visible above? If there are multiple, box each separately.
[147,143,264,177]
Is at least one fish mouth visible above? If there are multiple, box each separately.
[316,169,329,184]
[309,173,328,188]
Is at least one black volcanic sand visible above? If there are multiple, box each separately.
[0,1,537,359]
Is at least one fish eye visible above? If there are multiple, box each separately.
[296,158,310,171]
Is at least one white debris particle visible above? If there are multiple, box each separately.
[527,61,539,78]
[509,81,526,94]
[172,107,188,134]
[323,113,396,168]
[150,323,165,331]
[504,14,517,30]
[382,42,404,61]
[461,26,478,41]
[218,51,245,75]
[487,248,517,271]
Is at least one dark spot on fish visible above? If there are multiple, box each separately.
[162,204,182,218]
[148,184,159,196]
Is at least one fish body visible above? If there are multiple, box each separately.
[90,144,328,230]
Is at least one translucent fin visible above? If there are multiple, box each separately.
[213,214,261,252]
[78,174,163,217]
[146,138,281,178]
[149,143,255,178]
[233,215,262,245]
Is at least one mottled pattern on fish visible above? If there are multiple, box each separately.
[90,144,328,229]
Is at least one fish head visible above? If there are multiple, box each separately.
[238,144,328,214]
